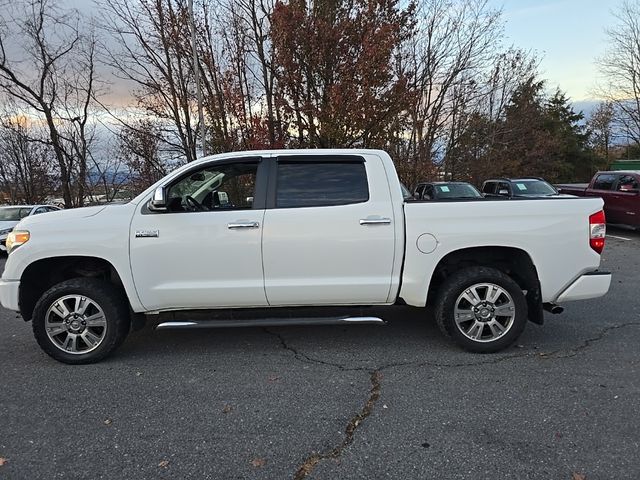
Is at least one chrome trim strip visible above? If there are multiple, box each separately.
[155,316,385,330]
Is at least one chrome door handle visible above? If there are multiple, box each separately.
[360,218,391,225]
[227,221,260,229]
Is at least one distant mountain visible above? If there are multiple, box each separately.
[573,100,600,119]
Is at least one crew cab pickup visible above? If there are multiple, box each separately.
[0,149,612,364]
[557,171,640,227]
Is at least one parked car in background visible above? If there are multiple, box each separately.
[0,205,61,252]
[557,171,640,228]
[482,178,565,198]
[413,182,483,200]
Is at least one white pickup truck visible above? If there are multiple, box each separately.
[0,149,611,363]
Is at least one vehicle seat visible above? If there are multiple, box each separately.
[168,196,185,212]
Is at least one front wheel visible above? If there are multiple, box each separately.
[435,267,527,353]
[32,278,130,364]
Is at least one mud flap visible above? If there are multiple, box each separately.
[526,284,544,325]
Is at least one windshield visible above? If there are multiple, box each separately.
[512,180,557,196]
[0,207,32,221]
[434,184,482,199]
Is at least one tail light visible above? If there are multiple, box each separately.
[589,210,606,254]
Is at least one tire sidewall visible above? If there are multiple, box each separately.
[437,267,527,353]
[32,279,128,364]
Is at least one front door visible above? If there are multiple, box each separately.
[261,155,396,306]
[130,158,268,311]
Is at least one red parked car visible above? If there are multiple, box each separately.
[557,171,640,227]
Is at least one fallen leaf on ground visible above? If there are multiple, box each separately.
[0,458,7,467]
[571,473,586,480]
[158,460,170,468]
[251,458,266,468]
[103,419,112,425]
[268,375,280,382]
[222,405,233,414]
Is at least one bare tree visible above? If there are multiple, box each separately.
[115,120,168,195]
[597,0,640,145]
[588,101,616,164]
[404,0,502,186]
[100,0,199,162]
[0,0,96,207]
[0,117,54,204]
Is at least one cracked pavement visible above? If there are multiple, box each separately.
[1,226,640,479]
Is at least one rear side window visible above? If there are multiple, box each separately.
[276,161,369,208]
[593,174,617,190]
[482,182,496,194]
[617,175,639,191]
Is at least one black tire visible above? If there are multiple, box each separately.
[434,266,527,353]
[32,278,130,364]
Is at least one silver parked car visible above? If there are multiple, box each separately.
[0,205,61,252]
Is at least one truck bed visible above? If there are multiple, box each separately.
[556,183,589,195]
[400,195,605,306]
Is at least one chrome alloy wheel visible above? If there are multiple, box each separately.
[45,295,107,354]
[453,283,516,342]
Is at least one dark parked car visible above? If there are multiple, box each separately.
[482,178,564,198]
[413,182,483,200]
[557,171,640,227]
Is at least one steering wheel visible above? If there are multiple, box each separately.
[185,195,205,211]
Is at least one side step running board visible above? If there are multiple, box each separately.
[156,316,385,330]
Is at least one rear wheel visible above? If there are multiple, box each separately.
[435,267,527,353]
[32,278,130,364]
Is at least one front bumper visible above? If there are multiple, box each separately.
[0,279,20,311]
[556,271,612,302]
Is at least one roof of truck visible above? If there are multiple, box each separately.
[598,170,640,175]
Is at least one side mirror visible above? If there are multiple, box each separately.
[498,189,509,196]
[148,186,168,212]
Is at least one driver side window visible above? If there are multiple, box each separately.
[166,162,258,212]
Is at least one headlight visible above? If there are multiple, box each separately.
[0,228,12,235]
[6,230,30,252]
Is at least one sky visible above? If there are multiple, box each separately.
[2,0,622,115]
[490,0,617,106]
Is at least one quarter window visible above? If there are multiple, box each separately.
[616,175,639,191]
[482,182,496,194]
[593,174,617,191]
[276,161,369,208]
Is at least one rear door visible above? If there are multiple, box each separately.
[614,174,640,226]
[261,155,396,305]
[588,173,619,222]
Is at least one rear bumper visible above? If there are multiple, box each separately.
[556,271,612,302]
[0,279,20,312]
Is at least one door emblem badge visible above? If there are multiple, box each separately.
[135,230,159,238]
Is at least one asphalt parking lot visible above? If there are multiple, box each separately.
[1,228,639,480]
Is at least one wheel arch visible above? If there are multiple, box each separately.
[426,246,544,325]
[19,255,133,322]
